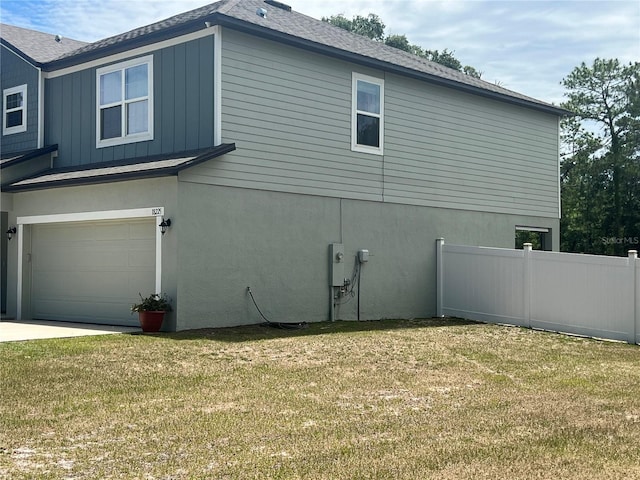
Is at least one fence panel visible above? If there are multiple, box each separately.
[437,239,640,344]
[441,244,526,326]
[530,251,633,342]
[636,260,640,344]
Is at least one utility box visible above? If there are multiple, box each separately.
[358,249,369,263]
[329,243,345,286]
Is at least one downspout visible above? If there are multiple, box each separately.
[212,25,222,145]
[37,66,44,148]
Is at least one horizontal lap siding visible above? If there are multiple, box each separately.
[184,29,559,217]
[384,74,559,216]
[181,29,384,202]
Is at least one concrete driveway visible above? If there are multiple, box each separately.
[0,319,140,342]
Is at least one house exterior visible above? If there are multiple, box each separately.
[0,0,567,330]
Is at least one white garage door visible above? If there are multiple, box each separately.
[31,219,156,326]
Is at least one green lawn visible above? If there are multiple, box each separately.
[2,318,640,479]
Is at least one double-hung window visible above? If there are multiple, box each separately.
[351,73,384,155]
[96,55,153,148]
[3,84,27,135]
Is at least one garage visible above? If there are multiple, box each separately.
[30,218,156,326]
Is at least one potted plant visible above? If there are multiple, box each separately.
[131,293,172,332]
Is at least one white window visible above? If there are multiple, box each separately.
[351,73,384,155]
[3,84,27,135]
[96,55,153,148]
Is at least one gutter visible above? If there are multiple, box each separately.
[37,11,570,117]
[3,143,236,193]
[210,15,571,117]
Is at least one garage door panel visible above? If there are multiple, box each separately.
[34,246,154,270]
[33,270,152,297]
[33,299,140,324]
[31,219,156,326]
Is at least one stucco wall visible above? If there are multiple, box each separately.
[4,177,179,327]
[176,181,558,330]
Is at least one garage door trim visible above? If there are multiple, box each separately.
[15,207,167,320]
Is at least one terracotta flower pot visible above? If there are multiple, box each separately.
[138,311,166,332]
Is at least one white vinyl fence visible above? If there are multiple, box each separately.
[436,238,640,344]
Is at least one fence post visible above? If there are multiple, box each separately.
[523,243,532,328]
[436,238,444,317]
[629,250,638,344]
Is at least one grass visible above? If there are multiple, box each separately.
[2,318,640,479]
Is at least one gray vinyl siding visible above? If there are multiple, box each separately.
[0,47,39,154]
[182,29,384,202]
[44,35,216,167]
[183,29,559,218]
[384,74,560,217]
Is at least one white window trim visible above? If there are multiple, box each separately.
[96,55,154,148]
[351,72,384,155]
[3,84,27,135]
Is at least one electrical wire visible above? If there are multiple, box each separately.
[334,257,360,306]
[246,286,308,330]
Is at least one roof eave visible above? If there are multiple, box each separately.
[0,144,58,168]
[38,9,569,116]
[212,14,570,117]
[44,16,211,71]
[3,143,236,193]
[0,39,44,68]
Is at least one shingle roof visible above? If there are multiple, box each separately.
[220,0,560,112]
[2,144,236,192]
[1,0,567,115]
[48,0,235,64]
[0,23,87,64]
[0,145,58,167]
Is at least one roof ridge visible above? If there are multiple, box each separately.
[217,0,244,15]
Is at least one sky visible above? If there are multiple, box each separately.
[1,0,638,106]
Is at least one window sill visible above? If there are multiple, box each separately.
[97,133,153,149]
[3,125,27,136]
[351,144,384,156]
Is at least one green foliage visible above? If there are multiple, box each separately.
[352,13,385,41]
[463,65,482,79]
[560,59,640,255]
[131,293,173,313]
[321,13,385,41]
[384,34,410,52]
[321,13,352,31]
[424,48,462,71]
[515,230,542,250]
[323,13,481,78]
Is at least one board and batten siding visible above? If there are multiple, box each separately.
[44,35,216,168]
[181,29,385,202]
[0,47,39,154]
[184,29,560,218]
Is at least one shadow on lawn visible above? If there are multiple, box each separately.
[155,317,480,343]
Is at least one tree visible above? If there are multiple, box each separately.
[423,49,462,71]
[321,14,385,41]
[323,14,481,78]
[352,14,385,41]
[384,34,410,52]
[560,59,640,255]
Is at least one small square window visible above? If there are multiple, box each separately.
[3,85,27,135]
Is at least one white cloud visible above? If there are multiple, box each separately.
[1,0,638,105]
